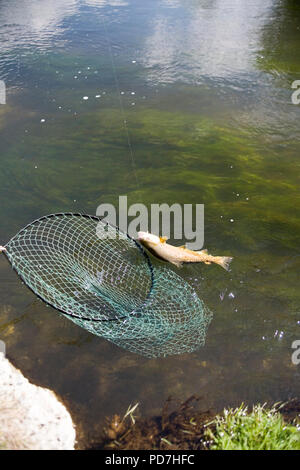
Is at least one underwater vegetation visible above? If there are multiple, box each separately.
[1,102,299,253]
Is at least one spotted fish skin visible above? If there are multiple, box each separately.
[137,232,232,271]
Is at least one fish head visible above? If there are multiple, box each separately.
[137,231,161,246]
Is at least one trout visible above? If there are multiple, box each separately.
[137,232,232,271]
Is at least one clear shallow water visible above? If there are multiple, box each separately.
[0,0,300,447]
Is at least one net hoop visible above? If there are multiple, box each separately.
[3,213,155,322]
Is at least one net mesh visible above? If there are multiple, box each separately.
[4,214,212,357]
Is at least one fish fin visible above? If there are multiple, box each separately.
[159,236,168,243]
[217,256,233,271]
[198,249,208,254]
[171,260,184,268]
[204,261,211,265]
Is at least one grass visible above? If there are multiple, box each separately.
[96,397,300,451]
[205,403,300,450]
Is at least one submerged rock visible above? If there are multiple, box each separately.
[0,353,76,450]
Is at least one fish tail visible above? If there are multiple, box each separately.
[213,256,233,271]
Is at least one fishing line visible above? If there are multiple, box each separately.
[100,12,140,193]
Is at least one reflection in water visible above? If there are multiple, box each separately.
[258,0,300,76]
[86,0,128,5]
[0,0,77,49]
[143,0,275,83]
[0,0,127,52]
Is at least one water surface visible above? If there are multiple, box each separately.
[0,0,300,447]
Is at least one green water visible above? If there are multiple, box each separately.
[0,0,300,447]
